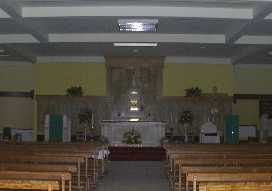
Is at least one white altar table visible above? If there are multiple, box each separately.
[101,121,166,146]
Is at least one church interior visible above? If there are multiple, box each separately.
[1,0,272,191]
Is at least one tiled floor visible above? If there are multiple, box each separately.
[96,161,170,191]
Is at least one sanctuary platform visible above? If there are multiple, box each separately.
[109,146,166,161]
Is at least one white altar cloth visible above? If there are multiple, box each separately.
[101,121,166,146]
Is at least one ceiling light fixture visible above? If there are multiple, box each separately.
[114,43,158,47]
[118,19,158,32]
[0,49,5,53]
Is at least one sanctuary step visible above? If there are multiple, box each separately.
[109,146,166,161]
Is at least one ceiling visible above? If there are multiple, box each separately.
[1,0,272,64]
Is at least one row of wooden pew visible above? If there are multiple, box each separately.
[0,143,108,191]
[164,144,272,191]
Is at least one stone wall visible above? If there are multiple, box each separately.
[105,56,164,121]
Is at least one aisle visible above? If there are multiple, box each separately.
[96,161,170,191]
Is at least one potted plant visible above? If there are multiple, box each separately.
[66,86,83,96]
[185,87,202,97]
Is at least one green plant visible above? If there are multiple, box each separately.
[122,129,142,144]
[66,86,83,96]
[185,87,202,97]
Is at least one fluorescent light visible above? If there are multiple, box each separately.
[0,54,9,57]
[118,19,158,32]
[0,49,5,53]
[129,118,140,122]
[114,43,157,47]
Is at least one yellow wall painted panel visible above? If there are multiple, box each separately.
[233,67,272,128]
[34,63,107,96]
[235,67,272,94]
[0,65,34,91]
[163,64,234,96]
[232,100,260,128]
[0,65,34,137]
[0,97,34,130]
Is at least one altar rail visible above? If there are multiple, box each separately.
[109,146,166,161]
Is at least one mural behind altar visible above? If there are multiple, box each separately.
[102,57,165,146]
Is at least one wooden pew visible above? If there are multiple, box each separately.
[0,170,71,191]
[181,166,272,191]
[35,152,97,190]
[172,158,272,191]
[0,163,77,173]
[164,144,272,153]
[187,172,272,191]
[0,163,77,189]
[0,155,84,189]
[0,180,59,191]
[0,143,107,191]
[168,153,272,178]
[164,144,272,191]
[164,144,272,173]
[0,143,104,191]
[199,182,272,191]
[0,143,105,184]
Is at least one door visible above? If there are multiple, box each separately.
[225,114,239,144]
[49,114,63,142]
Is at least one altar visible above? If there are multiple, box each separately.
[101,121,166,146]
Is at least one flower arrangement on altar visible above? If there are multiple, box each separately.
[122,129,142,144]
[179,110,193,125]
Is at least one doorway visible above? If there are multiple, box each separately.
[49,114,63,142]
